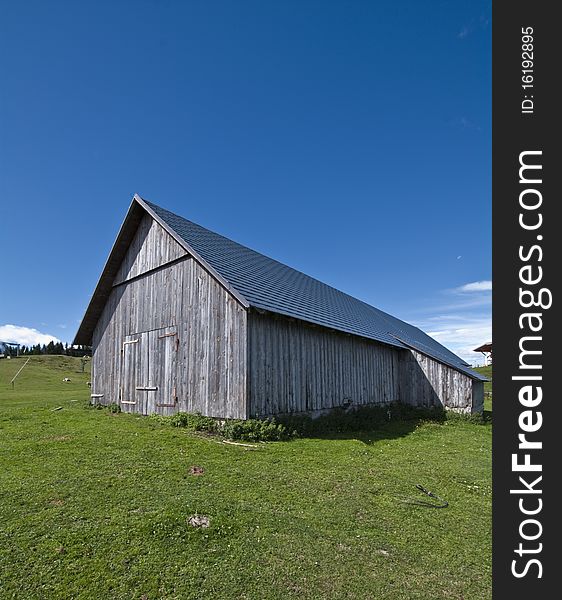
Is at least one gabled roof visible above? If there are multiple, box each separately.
[75,195,486,382]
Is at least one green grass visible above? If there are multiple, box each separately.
[0,356,491,599]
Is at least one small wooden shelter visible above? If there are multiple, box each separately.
[473,342,492,366]
[74,195,486,418]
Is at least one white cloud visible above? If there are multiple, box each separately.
[0,324,61,346]
[397,279,491,365]
[456,280,492,293]
[415,315,492,365]
[403,280,491,365]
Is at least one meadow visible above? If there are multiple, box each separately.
[0,355,491,599]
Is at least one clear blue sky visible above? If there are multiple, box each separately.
[0,0,491,363]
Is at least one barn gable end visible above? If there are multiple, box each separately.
[90,212,248,419]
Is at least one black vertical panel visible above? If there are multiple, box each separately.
[493,2,559,596]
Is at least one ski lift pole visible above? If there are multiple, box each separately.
[10,357,31,389]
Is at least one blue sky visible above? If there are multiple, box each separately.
[0,0,491,364]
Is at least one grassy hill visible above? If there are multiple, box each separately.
[0,354,91,395]
[0,355,491,600]
[474,365,492,391]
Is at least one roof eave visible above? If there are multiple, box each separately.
[73,198,146,345]
[247,304,407,351]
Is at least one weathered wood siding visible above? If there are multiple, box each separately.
[247,312,400,417]
[399,349,481,413]
[91,216,248,419]
[113,213,186,285]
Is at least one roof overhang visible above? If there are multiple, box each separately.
[73,198,145,345]
[473,342,493,353]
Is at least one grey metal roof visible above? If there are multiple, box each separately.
[142,198,486,382]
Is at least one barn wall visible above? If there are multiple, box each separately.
[399,349,480,413]
[247,312,401,417]
[91,218,247,419]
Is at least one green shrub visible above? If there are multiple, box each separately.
[169,412,218,433]
[162,411,290,441]
[222,417,290,442]
[189,413,219,432]
[169,412,190,428]
[86,401,105,410]
[107,403,121,414]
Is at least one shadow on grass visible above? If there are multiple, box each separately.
[276,403,438,445]
[482,410,493,424]
[311,420,423,445]
[277,403,491,445]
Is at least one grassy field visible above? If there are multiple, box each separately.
[0,356,491,600]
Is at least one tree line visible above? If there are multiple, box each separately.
[5,342,91,357]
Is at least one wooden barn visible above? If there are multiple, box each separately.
[74,195,486,418]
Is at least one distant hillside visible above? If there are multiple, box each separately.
[0,355,91,397]
[474,365,492,396]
